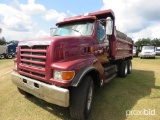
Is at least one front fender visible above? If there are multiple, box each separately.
[51,55,104,87]
[51,55,98,71]
[71,65,100,87]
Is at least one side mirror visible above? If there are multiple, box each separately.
[106,17,113,35]
[50,27,57,36]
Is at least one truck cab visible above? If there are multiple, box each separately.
[11,9,133,120]
[140,45,156,59]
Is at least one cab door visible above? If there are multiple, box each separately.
[94,22,109,63]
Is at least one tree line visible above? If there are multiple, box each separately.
[0,37,6,45]
[0,37,19,45]
[135,38,160,48]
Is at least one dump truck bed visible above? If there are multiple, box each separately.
[111,30,133,60]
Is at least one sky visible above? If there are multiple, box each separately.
[0,0,160,42]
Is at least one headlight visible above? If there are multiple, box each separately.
[54,70,75,81]
[54,70,62,80]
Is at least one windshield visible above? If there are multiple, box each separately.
[142,46,155,50]
[53,21,94,36]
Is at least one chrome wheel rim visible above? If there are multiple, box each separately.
[129,64,132,72]
[125,64,128,75]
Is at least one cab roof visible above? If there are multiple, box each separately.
[56,9,115,26]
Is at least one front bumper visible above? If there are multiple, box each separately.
[140,54,155,58]
[11,71,69,107]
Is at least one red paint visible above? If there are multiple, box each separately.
[14,9,133,87]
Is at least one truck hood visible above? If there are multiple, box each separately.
[18,36,93,47]
[51,36,94,61]
[18,36,94,62]
[18,37,54,46]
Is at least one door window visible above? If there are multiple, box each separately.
[97,22,106,41]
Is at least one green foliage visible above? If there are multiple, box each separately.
[0,38,19,45]
[0,37,6,45]
[151,38,160,46]
[135,38,160,49]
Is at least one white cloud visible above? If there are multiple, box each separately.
[67,10,76,17]
[28,0,35,4]
[0,4,34,33]
[20,0,46,14]
[101,0,160,41]
[0,0,68,41]
[19,0,66,22]
[130,23,160,40]
[1,28,35,41]
[35,30,50,38]
[43,10,66,22]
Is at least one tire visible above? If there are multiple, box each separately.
[127,60,132,74]
[0,54,5,59]
[70,76,94,120]
[17,88,32,97]
[119,60,127,77]
[7,54,13,59]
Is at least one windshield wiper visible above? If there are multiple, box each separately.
[71,29,82,36]
[53,34,61,36]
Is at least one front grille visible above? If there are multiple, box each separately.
[19,45,48,79]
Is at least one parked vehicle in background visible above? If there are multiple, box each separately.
[133,45,138,57]
[11,9,133,120]
[7,43,17,58]
[140,45,156,59]
[0,43,17,59]
[155,47,160,55]
[0,45,7,59]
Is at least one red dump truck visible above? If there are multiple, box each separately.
[11,9,133,119]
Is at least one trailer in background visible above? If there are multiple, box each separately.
[0,45,7,59]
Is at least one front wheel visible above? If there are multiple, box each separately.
[70,76,94,120]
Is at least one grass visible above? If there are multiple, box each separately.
[0,57,160,120]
